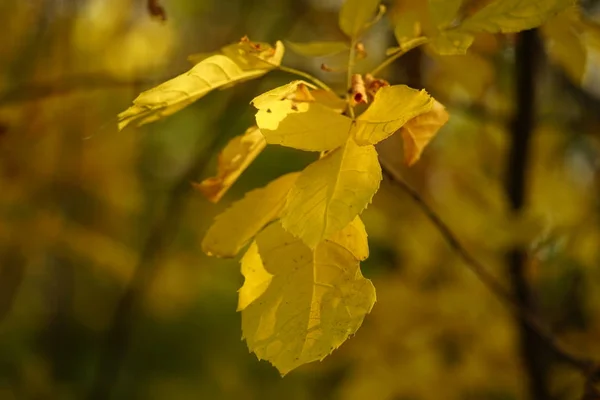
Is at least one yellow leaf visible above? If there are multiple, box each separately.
[237,241,272,312]
[327,217,369,261]
[460,0,574,33]
[194,126,266,203]
[188,38,282,68]
[286,41,350,57]
[252,81,352,151]
[201,172,299,258]
[339,0,381,38]
[240,222,376,375]
[353,85,434,146]
[428,0,463,28]
[429,31,475,55]
[391,0,429,45]
[281,137,381,248]
[311,90,348,114]
[118,40,284,130]
[401,100,449,166]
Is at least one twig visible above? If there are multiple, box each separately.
[507,29,548,400]
[379,158,599,397]
[277,65,334,92]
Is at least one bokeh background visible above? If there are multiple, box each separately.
[1,0,599,399]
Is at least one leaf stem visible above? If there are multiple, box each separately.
[277,65,334,92]
[346,40,357,119]
[369,37,429,77]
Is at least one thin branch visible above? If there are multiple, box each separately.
[507,29,548,400]
[277,65,334,92]
[379,158,599,396]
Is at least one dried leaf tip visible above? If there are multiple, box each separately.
[364,74,390,99]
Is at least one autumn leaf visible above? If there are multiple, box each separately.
[194,126,266,203]
[239,222,375,375]
[201,172,299,257]
[286,41,350,57]
[401,100,449,166]
[353,85,434,146]
[428,0,463,28]
[339,0,381,38]
[252,81,352,151]
[118,39,284,130]
[187,38,283,68]
[281,137,381,248]
[311,89,348,114]
[327,217,369,261]
[460,0,574,33]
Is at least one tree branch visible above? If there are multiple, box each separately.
[379,159,600,398]
[507,29,550,400]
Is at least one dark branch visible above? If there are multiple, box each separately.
[379,158,599,398]
[507,29,550,400]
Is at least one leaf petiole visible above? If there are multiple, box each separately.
[277,65,335,93]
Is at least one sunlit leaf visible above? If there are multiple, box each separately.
[327,217,369,261]
[252,81,352,151]
[339,0,381,38]
[118,40,284,130]
[286,41,350,57]
[428,0,463,28]
[281,137,381,248]
[240,222,376,375]
[201,172,299,257]
[311,90,348,114]
[353,85,434,146]
[194,126,266,203]
[391,0,429,44]
[401,100,449,166]
[460,0,574,33]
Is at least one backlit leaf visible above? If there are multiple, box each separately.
[194,126,266,203]
[201,172,299,257]
[353,85,434,146]
[327,217,369,261]
[401,100,449,166]
[339,0,381,38]
[460,0,574,33]
[281,137,381,248]
[252,81,352,151]
[428,0,463,28]
[240,222,376,375]
[286,41,350,57]
[118,40,284,130]
[391,0,429,45]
